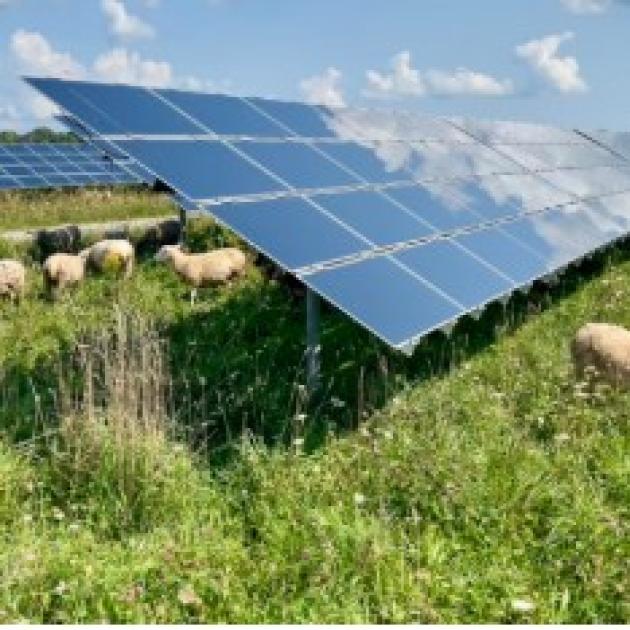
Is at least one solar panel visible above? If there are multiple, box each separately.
[25,77,630,353]
[0,142,144,190]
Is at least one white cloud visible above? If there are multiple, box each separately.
[516,32,587,93]
[299,66,346,109]
[0,98,21,129]
[10,29,86,78]
[364,50,514,98]
[561,0,609,13]
[29,94,60,120]
[93,48,171,86]
[424,68,514,96]
[366,51,426,97]
[101,0,154,39]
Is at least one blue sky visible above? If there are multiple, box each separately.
[1,0,629,131]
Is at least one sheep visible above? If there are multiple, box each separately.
[42,253,86,300]
[155,244,247,305]
[0,259,26,303]
[81,239,134,278]
[35,225,81,262]
[571,322,630,388]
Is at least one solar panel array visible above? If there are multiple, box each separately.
[0,142,143,190]
[26,77,630,353]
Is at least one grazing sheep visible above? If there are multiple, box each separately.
[81,239,134,278]
[155,244,247,304]
[0,259,26,303]
[571,322,630,388]
[36,225,80,262]
[42,253,86,299]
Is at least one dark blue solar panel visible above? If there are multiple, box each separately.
[456,226,550,286]
[158,89,287,137]
[311,190,434,247]
[211,196,369,269]
[26,76,630,352]
[0,142,143,190]
[117,139,282,199]
[246,98,335,138]
[501,205,616,268]
[386,183,495,232]
[236,141,361,190]
[317,142,412,184]
[395,239,514,309]
[306,255,463,349]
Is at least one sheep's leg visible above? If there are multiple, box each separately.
[190,287,197,306]
[124,257,134,279]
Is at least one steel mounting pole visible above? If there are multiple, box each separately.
[306,288,321,395]
[178,204,187,245]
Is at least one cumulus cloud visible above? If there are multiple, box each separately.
[365,51,427,97]
[424,68,514,97]
[364,50,514,98]
[93,48,171,86]
[299,67,346,109]
[516,32,587,93]
[8,29,219,125]
[10,29,86,78]
[101,0,154,39]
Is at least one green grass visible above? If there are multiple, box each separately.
[0,188,176,231]
[0,199,628,621]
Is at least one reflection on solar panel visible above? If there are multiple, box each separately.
[0,142,143,190]
[25,77,630,353]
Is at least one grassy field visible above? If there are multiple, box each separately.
[0,187,175,231]
[0,191,628,623]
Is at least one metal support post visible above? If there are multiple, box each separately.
[306,288,321,395]
[178,205,187,245]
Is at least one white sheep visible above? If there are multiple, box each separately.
[0,259,26,303]
[81,239,134,278]
[571,322,630,388]
[42,253,86,299]
[155,244,247,304]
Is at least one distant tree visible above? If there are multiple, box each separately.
[0,127,80,144]
[0,131,20,144]
[21,127,80,143]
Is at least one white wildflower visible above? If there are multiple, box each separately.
[354,492,366,506]
[511,599,535,613]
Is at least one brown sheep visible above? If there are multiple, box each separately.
[155,244,247,304]
[0,259,26,303]
[80,239,134,278]
[42,253,86,300]
[571,322,630,388]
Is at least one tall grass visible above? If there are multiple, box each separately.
[0,188,176,231]
[0,215,628,621]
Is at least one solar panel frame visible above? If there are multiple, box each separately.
[25,76,630,353]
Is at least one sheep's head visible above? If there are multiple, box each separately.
[155,244,181,263]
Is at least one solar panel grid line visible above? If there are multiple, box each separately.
[0,142,143,189]
[294,198,580,277]
[1,144,55,187]
[446,118,587,186]
[577,130,630,162]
